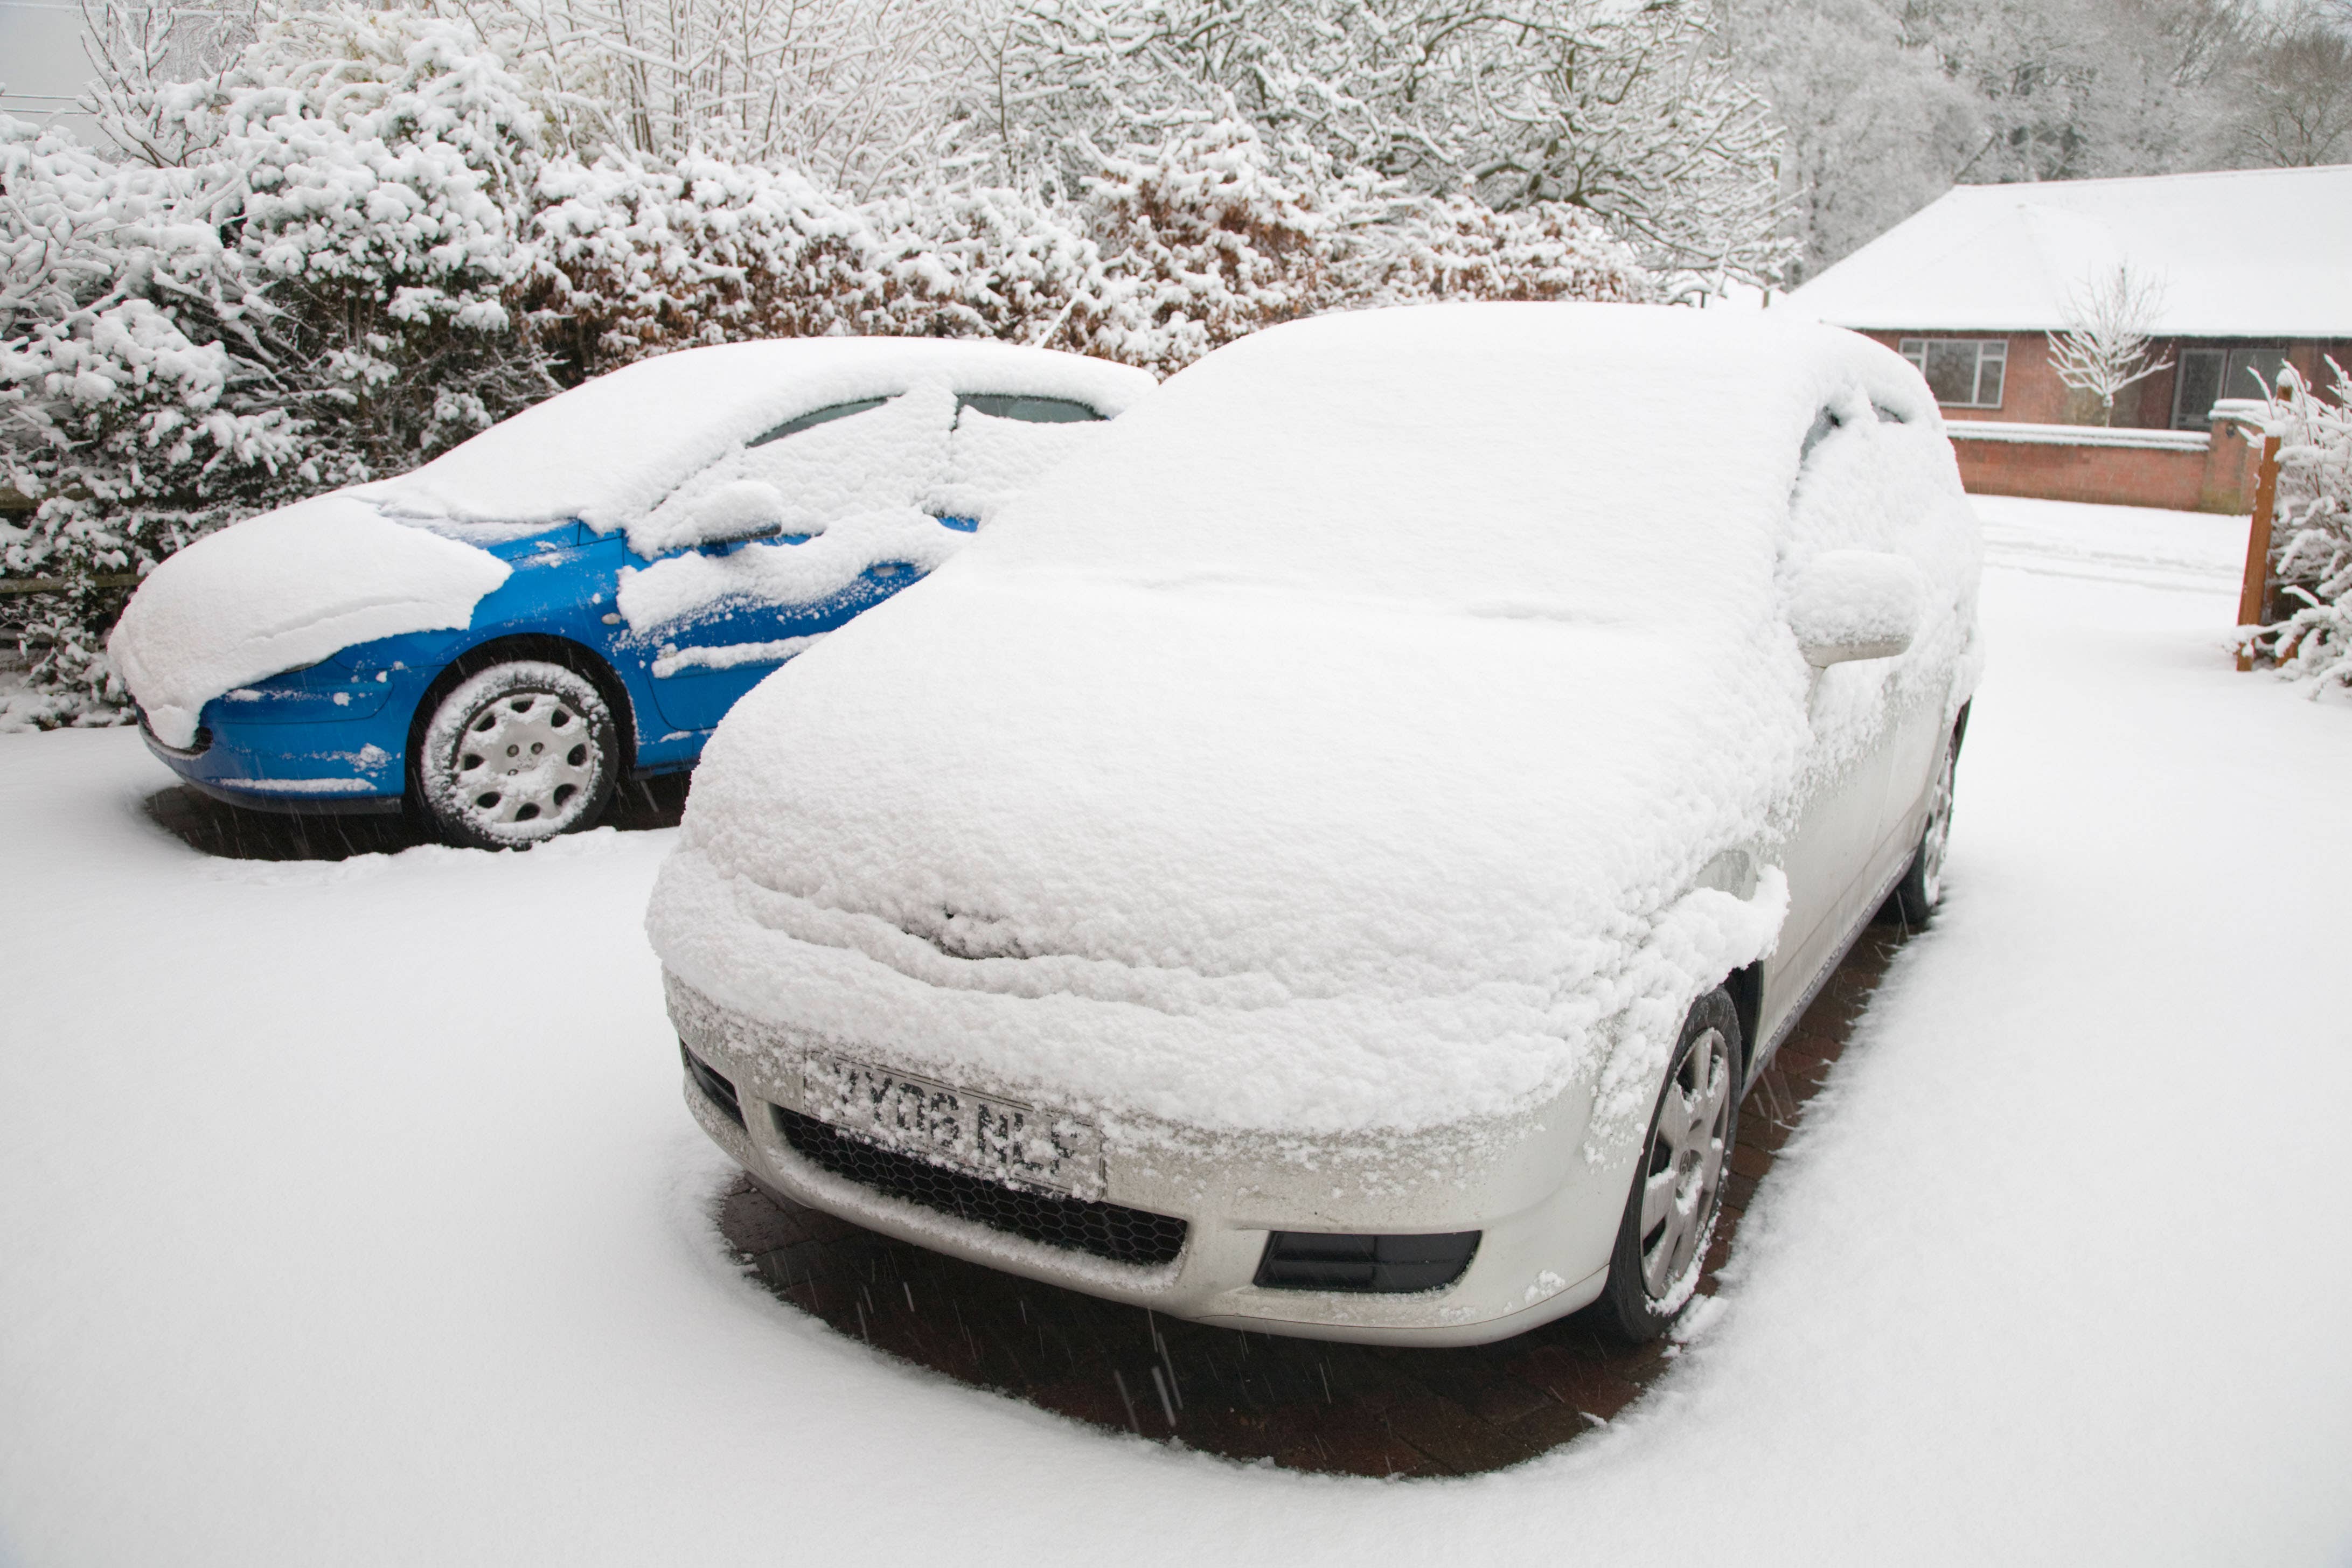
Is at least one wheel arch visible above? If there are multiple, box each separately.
[1724,960,1764,1092]
[404,635,642,800]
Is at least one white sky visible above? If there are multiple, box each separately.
[1,0,106,142]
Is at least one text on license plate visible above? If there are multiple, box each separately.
[803,1055,1104,1198]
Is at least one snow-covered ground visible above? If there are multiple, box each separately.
[3,497,2348,1566]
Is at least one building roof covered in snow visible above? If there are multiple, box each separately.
[1779,165,2352,340]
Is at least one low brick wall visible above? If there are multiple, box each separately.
[1947,420,2263,513]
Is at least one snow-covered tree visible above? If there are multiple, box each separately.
[2228,16,2352,165]
[2250,361,2352,692]
[71,3,560,477]
[0,116,298,713]
[4,5,557,716]
[533,150,878,373]
[2048,261,2173,426]
[1074,117,1332,373]
[1720,0,1984,276]
[1903,0,2246,184]
[974,0,1796,293]
[449,0,982,197]
[1339,192,1656,308]
[866,182,1109,349]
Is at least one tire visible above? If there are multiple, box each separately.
[415,660,617,849]
[1599,987,1742,1343]
[1888,740,1957,928]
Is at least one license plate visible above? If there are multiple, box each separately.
[802,1055,1104,1199]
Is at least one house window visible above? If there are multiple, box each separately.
[1898,339,2007,409]
[2171,346,2290,429]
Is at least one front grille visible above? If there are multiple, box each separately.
[681,1044,744,1128]
[773,1106,1188,1268]
[1256,1231,1480,1293]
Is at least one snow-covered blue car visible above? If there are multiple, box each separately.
[111,340,1155,846]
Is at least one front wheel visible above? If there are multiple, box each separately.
[415,660,617,849]
[1599,987,1741,1343]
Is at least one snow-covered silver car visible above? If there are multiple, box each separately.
[652,303,1982,1346]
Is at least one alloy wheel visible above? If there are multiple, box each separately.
[1916,755,1955,908]
[1637,1023,1734,1300]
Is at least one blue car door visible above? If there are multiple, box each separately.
[635,391,958,734]
[638,552,922,733]
[625,387,1109,736]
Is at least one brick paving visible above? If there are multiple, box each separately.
[720,928,1908,1477]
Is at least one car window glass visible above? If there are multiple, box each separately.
[631,384,959,557]
[938,404,1108,526]
[1799,406,1845,463]
[748,396,892,447]
[956,394,1103,424]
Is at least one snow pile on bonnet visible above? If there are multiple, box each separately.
[107,497,510,749]
[648,303,1980,1139]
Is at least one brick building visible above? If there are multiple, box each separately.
[1778,165,2352,511]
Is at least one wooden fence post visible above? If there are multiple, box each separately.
[2236,433,2283,673]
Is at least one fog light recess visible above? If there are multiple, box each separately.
[1254,1231,1480,1293]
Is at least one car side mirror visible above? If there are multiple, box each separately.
[677,481,788,550]
[1788,550,1925,668]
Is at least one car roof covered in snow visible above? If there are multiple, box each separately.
[352,338,1159,534]
[961,302,1940,609]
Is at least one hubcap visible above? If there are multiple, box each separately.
[443,689,599,837]
[1638,1026,1734,1300]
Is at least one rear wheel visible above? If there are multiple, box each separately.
[1888,743,1957,927]
[415,660,616,849]
[1600,988,1741,1343]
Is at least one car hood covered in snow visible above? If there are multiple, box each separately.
[648,304,1970,1139]
[109,340,1158,747]
[109,493,512,749]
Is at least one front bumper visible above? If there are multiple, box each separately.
[668,974,1634,1347]
[137,684,417,815]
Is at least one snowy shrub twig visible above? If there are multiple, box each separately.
[2251,360,2352,695]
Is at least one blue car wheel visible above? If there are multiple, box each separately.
[415,659,618,848]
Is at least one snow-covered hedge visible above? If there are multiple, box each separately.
[0,117,295,715]
[2254,361,2352,695]
[2,4,1657,723]
[3,9,559,717]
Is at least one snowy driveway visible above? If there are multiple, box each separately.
[3,498,2349,1566]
